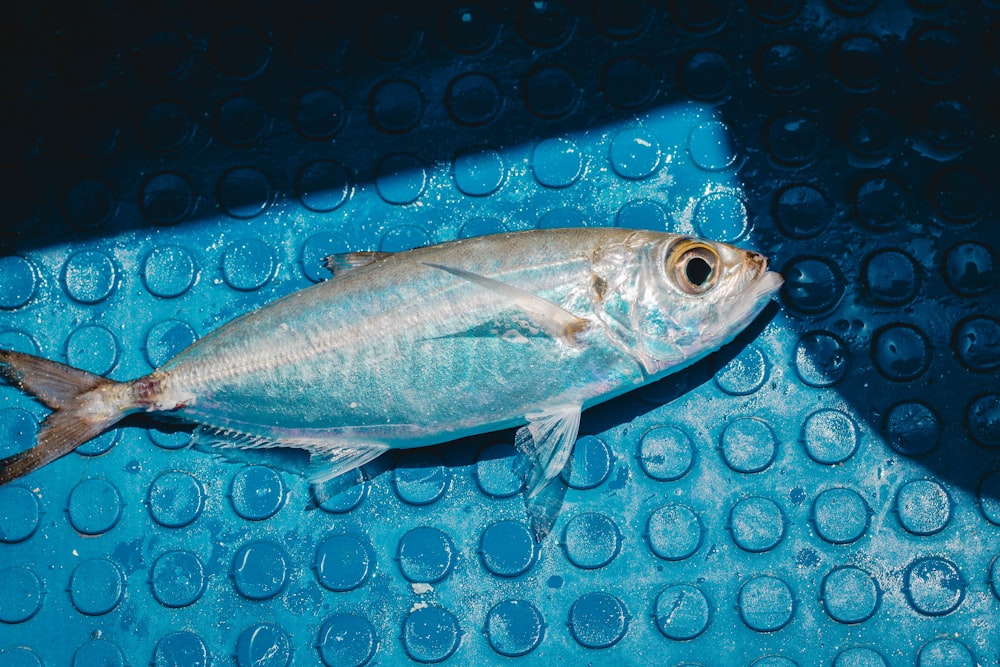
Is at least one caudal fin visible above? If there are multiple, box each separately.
[0,350,129,485]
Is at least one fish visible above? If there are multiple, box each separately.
[0,228,782,536]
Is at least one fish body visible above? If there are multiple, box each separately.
[0,228,782,529]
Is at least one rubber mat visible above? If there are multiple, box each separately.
[1,2,998,665]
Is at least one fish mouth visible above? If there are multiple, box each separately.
[724,268,784,329]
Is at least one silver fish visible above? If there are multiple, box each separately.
[0,228,781,533]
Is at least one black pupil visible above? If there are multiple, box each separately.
[685,256,713,287]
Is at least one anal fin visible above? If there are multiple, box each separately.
[306,445,389,484]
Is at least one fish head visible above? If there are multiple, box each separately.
[633,235,784,376]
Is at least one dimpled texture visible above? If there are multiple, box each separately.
[0,3,997,665]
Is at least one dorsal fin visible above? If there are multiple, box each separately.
[322,251,392,277]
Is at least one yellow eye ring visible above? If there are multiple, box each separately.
[670,242,721,295]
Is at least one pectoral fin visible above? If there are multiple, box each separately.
[515,403,582,541]
[424,263,589,346]
[323,251,392,277]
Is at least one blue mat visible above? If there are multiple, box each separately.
[1,2,998,665]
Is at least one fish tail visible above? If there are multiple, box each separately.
[0,349,132,485]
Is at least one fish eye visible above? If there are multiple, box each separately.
[670,243,721,295]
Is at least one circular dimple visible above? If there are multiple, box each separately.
[715,345,768,395]
[148,471,203,528]
[647,503,702,560]
[288,18,346,70]
[932,168,987,223]
[689,121,738,171]
[523,65,578,119]
[967,394,1000,448]
[139,101,191,153]
[311,468,367,513]
[843,108,895,162]
[773,184,831,239]
[217,166,271,219]
[832,34,885,91]
[637,425,695,481]
[73,639,125,667]
[730,496,786,553]
[66,325,119,375]
[300,232,350,283]
[445,73,501,127]
[978,473,1000,524]
[753,658,799,667]
[872,324,931,382]
[0,256,37,309]
[953,317,1000,371]
[904,557,966,616]
[885,401,941,457]
[694,191,749,243]
[738,576,794,632]
[562,435,611,489]
[671,0,729,32]
[0,567,41,623]
[918,639,975,667]
[141,172,194,226]
[896,479,951,536]
[232,541,289,601]
[781,256,845,315]
[539,207,588,229]
[609,128,661,179]
[222,239,276,291]
[802,409,859,465]
[924,100,975,156]
[393,452,450,505]
[454,149,506,197]
[0,408,36,460]
[721,418,777,473]
[401,606,461,663]
[381,225,431,252]
[594,0,650,40]
[748,0,802,22]
[397,526,456,584]
[145,319,198,368]
[911,27,962,82]
[862,249,920,305]
[62,250,118,304]
[474,443,524,498]
[151,550,205,608]
[460,217,506,238]
[369,79,423,134]
[365,10,422,62]
[834,647,888,667]
[138,31,192,82]
[211,24,271,79]
[485,600,544,657]
[293,88,346,140]
[318,614,377,667]
[0,486,40,543]
[63,106,119,158]
[230,466,285,520]
[757,42,811,94]
[63,178,118,229]
[480,520,536,578]
[854,177,908,231]
[215,94,270,147]
[235,624,292,667]
[142,245,197,299]
[532,137,583,188]
[154,632,208,667]
[654,584,710,640]
[568,592,629,648]
[297,161,350,213]
[376,154,427,205]
[517,0,575,48]
[68,478,122,535]
[442,4,497,54]
[70,558,124,615]
[315,534,373,592]
[765,114,819,166]
[616,199,669,231]
[679,49,732,101]
[563,512,622,569]
[992,554,1000,598]
[942,242,994,296]
[794,331,848,388]
[822,568,879,625]
[602,56,657,110]
[813,487,870,544]
[0,330,37,355]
